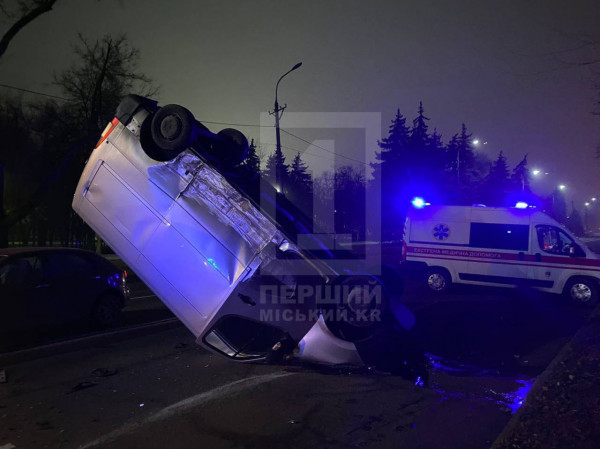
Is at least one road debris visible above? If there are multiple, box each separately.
[69,381,98,393]
[91,368,119,378]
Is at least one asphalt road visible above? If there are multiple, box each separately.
[0,282,174,354]
[0,277,593,449]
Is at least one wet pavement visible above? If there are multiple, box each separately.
[0,277,593,448]
[0,326,522,449]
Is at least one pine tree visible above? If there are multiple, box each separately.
[511,154,530,193]
[442,124,479,204]
[263,147,289,193]
[409,101,430,155]
[371,108,410,184]
[566,205,585,236]
[429,128,443,153]
[335,166,366,239]
[369,108,410,240]
[289,152,312,190]
[244,138,261,175]
[481,151,511,206]
[548,188,567,224]
[287,152,313,222]
[456,124,475,186]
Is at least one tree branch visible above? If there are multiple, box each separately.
[0,0,57,59]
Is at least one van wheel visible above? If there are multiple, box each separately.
[149,104,195,157]
[323,275,390,342]
[564,277,598,306]
[426,268,451,293]
[215,128,249,167]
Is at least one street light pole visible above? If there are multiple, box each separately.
[271,62,302,192]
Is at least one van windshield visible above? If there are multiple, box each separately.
[536,225,578,256]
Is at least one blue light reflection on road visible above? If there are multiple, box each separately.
[427,353,536,414]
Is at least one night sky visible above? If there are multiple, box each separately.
[1,0,598,206]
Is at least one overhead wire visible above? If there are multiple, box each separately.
[0,84,372,166]
[200,119,370,166]
[280,128,368,166]
[0,82,71,101]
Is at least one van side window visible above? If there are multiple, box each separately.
[536,225,577,256]
[469,223,529,251]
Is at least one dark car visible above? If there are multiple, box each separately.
[0,247,130,334]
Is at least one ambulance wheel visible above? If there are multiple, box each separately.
[564,277,598,306]
[426,268,451,293]
[149,104,195,158]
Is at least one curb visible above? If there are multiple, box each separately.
[490,301,600,448]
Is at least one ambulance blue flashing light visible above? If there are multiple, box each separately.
[411,197,426,208]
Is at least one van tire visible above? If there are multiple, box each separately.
[425,267,451,293]
[149,104,195,157]
[563,277,598,306]
[323,275,390,342]
[215,128,249,167]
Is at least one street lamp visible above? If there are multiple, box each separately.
[271,62,302,191]
[558,184,566,191]
[532,169,541,176]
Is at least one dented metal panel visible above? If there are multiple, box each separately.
[162,153,282,254]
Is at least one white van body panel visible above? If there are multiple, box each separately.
[73,120,280,340]
[404,205,600,295]
[72,103,367,368]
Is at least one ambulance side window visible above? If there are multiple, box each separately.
[469,223,529,251]
[536,225,577,256]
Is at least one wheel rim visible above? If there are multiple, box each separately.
[160,115,182,141]
[339,282,383,328]
[571,283,592,302]
[428,273,446,291]
[346,286,373,314]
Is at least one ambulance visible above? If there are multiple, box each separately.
[402,203,600,305]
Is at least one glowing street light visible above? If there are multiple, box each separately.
[532,169,541,176]
[558,184,566,191]
[472,139,480,146]
[592,197,597,202]
[585,202,591,207]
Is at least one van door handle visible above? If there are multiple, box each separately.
[518,252,525,261]
[535,253,541,262]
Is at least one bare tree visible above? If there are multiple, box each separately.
[0,33,156,247]
[55,33,157,135]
